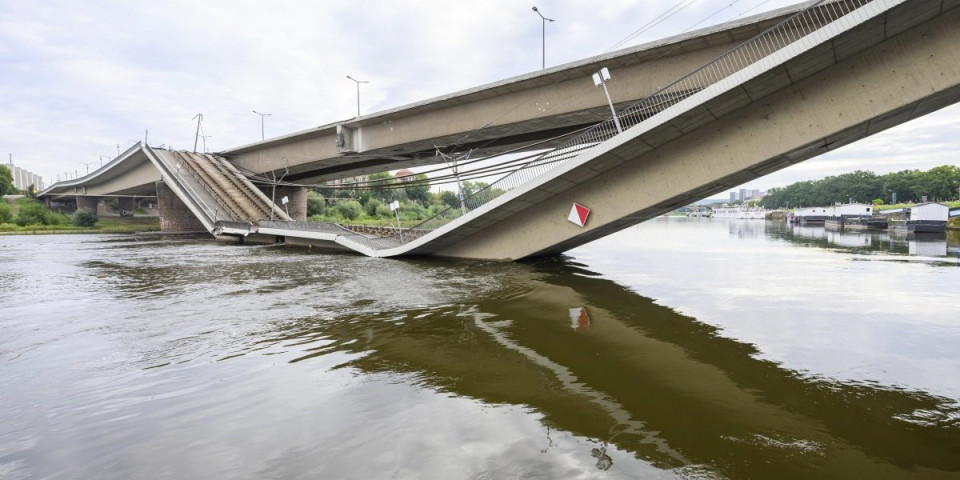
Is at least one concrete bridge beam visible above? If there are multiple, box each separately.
[436,3,960,260]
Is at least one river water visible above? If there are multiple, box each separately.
[1,218,958,479]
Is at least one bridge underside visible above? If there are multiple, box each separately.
[250,0,956,260]
[37,0,959,262]
[221,4,818,184]
[433,0,960,260]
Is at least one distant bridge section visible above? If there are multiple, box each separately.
[38,0,959,262]
[220,2,827,184]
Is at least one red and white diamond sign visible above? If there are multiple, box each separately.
[567,203,590,227]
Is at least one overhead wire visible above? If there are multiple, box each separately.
[241,0,786,196]
[681,0,744,33]
[605,0,701,53]
[237,124,595,191]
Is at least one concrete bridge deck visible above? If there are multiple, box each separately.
[38,0,960,261]
[243,0,960,260]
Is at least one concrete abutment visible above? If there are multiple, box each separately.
[157,181,206,232]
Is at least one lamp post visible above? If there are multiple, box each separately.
[531,7,554,70]
[592,67,623,133]
[252,110,271,141]
[346,75,368,118]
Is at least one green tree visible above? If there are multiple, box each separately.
[15,200,66,226]
[918,165,960,201]
[366,172,394,202]
[461,181,488,198]
[405,174,432,205]
[73,208,99,227]
[334,200,362,221]
[438,190,460,208]
[365,198,382,217]
[307,191,326,216]
[881,169,921,203]
[0,165,15,196]
[0,202,13,223]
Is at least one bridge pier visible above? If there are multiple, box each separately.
[156,181,206,232]
[76,196,99,213]
[46,197,77,214]
[258,185,307,221]
[118,197,136,215]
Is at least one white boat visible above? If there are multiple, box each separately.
[711,204,767,219]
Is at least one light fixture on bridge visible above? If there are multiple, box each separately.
[346,75,369,118]
[531,7,554,70]
[252,110,271,141]
[592,67,623,134]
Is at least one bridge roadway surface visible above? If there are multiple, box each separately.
[254,0,960,260]
[40,0,960,260]
[41,0,828,198]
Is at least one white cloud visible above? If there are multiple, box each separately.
[0,0,956,188]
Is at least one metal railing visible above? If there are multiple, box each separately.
[172,152,257,225]
[152,148,230,227]
[399,0,876,243]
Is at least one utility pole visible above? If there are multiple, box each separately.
[192,114,203,153]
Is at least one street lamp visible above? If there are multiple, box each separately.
[592,67,623,134]
[252,110,271,141]
[531,7,554,70]
[346,75,368,118]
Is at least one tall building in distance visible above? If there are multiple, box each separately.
[6,160,44,192]
[729,188,765,202]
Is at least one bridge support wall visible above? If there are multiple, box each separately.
[258,185,307,221]
[76,196,99,213]
[118,197,136,215]
[157,181,206,232]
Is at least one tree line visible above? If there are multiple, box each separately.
[306,171,504,225]
[759,165,960,209]
[0,165,16,196]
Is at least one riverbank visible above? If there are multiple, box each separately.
[0,216,160,235]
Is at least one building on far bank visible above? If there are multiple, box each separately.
[6,162,43,192]
[729,188,764,202]
[908,202,949,233]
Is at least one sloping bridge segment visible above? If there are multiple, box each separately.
[143,147,292,235]
[262,0,960,260]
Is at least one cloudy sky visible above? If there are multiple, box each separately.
[1,0,957,193]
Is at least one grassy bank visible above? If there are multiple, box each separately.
[875,201,960,211]
[0,216,160,235]
[1,196,160,234]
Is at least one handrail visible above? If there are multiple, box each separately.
[404,0,875,237]
[144,146,219,228]
[196,153,270,221]
[170,152,234,223]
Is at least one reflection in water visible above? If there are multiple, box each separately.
[1,230,959,479]
[769,220,960,263]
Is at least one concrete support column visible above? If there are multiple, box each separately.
[259,185,307,221]
[76,196,99,213]
[156,181,206,232]
[118,197,136,215]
